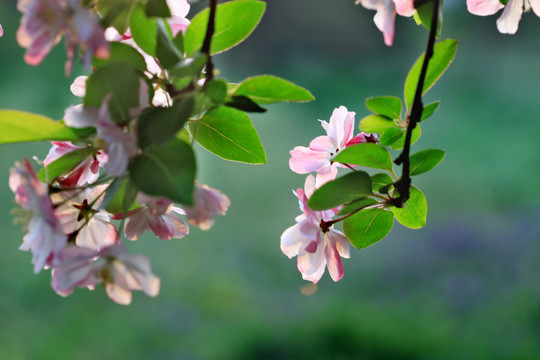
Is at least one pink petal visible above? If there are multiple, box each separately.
[325,240,345,282]
[496,0,523,34]
[289,146,329,174]
[124,209,150,240]
[394,0,416,16]
[280,224,308,258]
[467,0,504,16]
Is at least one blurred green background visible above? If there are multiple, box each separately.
[1,1,540,359]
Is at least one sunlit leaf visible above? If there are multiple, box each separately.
[307,171,372,211]
[234,75,314,104]
[409,149,445,176]
[390,186,427,229]
[0,110,79,144]
[343,208,393,249]
[365,96,402,119]
[334,143,393,172]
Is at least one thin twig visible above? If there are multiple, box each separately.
[201,0,218,83]
[390,0,439,208]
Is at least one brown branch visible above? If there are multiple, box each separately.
[201,0,218,83]
[389,0,440,208]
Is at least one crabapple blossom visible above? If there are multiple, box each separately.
[10,159,66,273]
[44,141,106,187]
[289,106,377,187]
[0,24,3,37]
[16,0,109,74]
[51,244,160,305]
[467,0,540,34]
[64,97,138,177]
[116,194,189,241]
[51,185,119,250]
[356,0,415,46]
[281,175,350,283]
[183,183,231,230]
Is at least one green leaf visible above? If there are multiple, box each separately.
[365,96,402,119]
[84,63,142,123]
[379,128,403,146]
[37,148,95,182]
[234,75,314,104]
[130,5,157,56]
[189,106,266,164]
[138,94,195,147]
[102,176,139,214]
[371,173,393,194]
[415,0,443,37]
[145,0,171,17]
[420,101,440,121]
[307,171,372,211]
[205,79,228,104]
[389,125,422,151]
[404,39,457,109]
[0,110,79,144]
[97,0,136,34]
[92,42,147,71]
[337,198,378,216]
[225,95,267,113]
[184,0,266,56]
[409,149,445,176]
[129,138,196,205]
[334,143,393,172]
[391,186,427,229]
[169,54,207,79]
[359,114,396,133]
[156,19,183,69]
[343,208,393,249]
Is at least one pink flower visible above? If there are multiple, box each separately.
[0,24,3,37]
[10,159,66,273]
[115,194,189,241]
[281,175,350,283]
[44,141,106,187]
[64,99,138,177]
[356,0,415,46]
[467,0,540,34]
[70,75,87,97]
[52,185,119,250]
[290,106,376,187]
[16,0,109,74]
[51,245,100,296]
[51,244,160,305]
[183,184,231,230]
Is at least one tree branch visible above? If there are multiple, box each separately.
[389,0,440,208]
[201,0,218,83]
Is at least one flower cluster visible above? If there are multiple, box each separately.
[9,0,233,304]
[283,106,376,283]
[467,0,540,33]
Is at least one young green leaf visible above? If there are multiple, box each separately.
[156,19,183,69]
[205,79,228,104]
[138,94,194,147]
[234,75,314,104]
[420,101,440,121]
[390,186,427,229]
[96,0,136,34]
[189,106,266,164]
[389,125,422,150]
[371,173,394,194]
[379,127,403,146]
[334,143,393,172]
[92,42,147,71]
[404,39,457,109]
[409,149,445,176]
[343,208,394,249]
[102,176,139,214]
[415,0,443,36]
[225,95,267,113]
[337,198,378,216]
[307,171,372,211]
[130,5,158,56]
[359,114,396,133]
[145,0,171,17]
[37,148,95,182]
[0,110,79,144]
[365,96,402,119]
[129,138,196,205]
[184,0,266,56]
[84,63,142,123]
